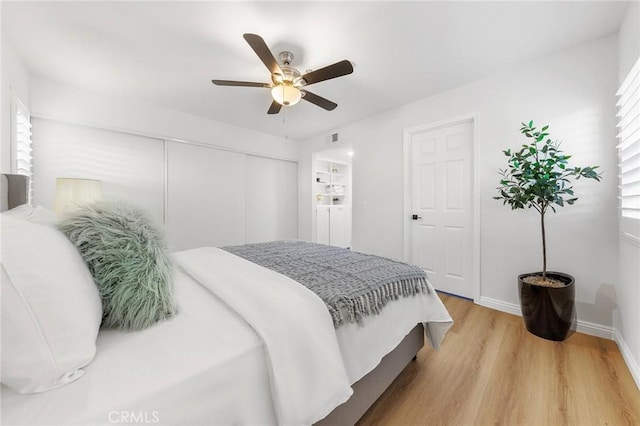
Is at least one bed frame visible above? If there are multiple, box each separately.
[0,172,424,426]
[317,324,424,425]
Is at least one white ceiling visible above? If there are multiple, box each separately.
[2,1,629,141]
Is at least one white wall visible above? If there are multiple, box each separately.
[29,76,298,162]
[615,0,640,389]
[1,33,30,172]
[618,1,640,81]
[299,35,619,329]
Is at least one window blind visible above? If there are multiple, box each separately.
[15,99,33,203]
[617,57,640,240]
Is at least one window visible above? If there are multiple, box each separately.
[617,57,640,241]
[14,98,33,203]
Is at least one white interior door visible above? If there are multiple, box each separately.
[245,155,298,244]
[167,141,246,251]
[409,120,474,299]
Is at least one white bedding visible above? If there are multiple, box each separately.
[2,267,276,425]
[1,247,453,425]
[174,248,352,425]
[336,281,453,384]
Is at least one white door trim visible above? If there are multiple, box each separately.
[403,113,481,303]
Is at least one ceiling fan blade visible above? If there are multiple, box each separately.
[302,60,353,86]
[267,101,282,115]
[243,33,282,76]
[301,90,338,111]
[212,80,271,88]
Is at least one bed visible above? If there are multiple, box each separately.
[0,173,453,425]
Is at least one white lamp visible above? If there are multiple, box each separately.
[271,82,301,106]
[53,178,103,216]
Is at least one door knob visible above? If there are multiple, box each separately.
[412,214,422,220]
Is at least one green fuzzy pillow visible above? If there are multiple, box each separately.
[58,202,176,331]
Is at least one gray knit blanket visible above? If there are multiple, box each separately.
[222,241,430,328]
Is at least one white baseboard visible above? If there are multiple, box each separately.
[577,319,615,340]
[614,329,640,391]
[478,297,614,339]
[478,296,521,317]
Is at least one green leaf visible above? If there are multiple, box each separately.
[495,121,600,212]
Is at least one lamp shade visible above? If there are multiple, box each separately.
[53,178,103,216]
[271,83,301,106]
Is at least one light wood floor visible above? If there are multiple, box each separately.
[357,293,640,426]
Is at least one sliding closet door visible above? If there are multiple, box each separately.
[31,118,165,224]
[166,141,246,251]
[245,155,298,244]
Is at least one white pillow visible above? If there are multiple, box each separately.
[0,214,102,393]
[3,204,58,226]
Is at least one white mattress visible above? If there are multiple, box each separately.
[2,255,452,425]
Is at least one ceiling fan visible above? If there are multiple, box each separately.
[212,33,354,115]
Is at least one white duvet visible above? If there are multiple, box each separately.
[1,247,453,426]
[174,248,353,425]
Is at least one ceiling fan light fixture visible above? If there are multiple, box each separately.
[271,82,301,106]
[212,34,352,114]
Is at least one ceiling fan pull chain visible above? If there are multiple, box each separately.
[283,106,289,140]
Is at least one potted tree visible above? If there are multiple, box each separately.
[494,121,601,341]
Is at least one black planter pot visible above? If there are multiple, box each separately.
[518,272,576,341]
